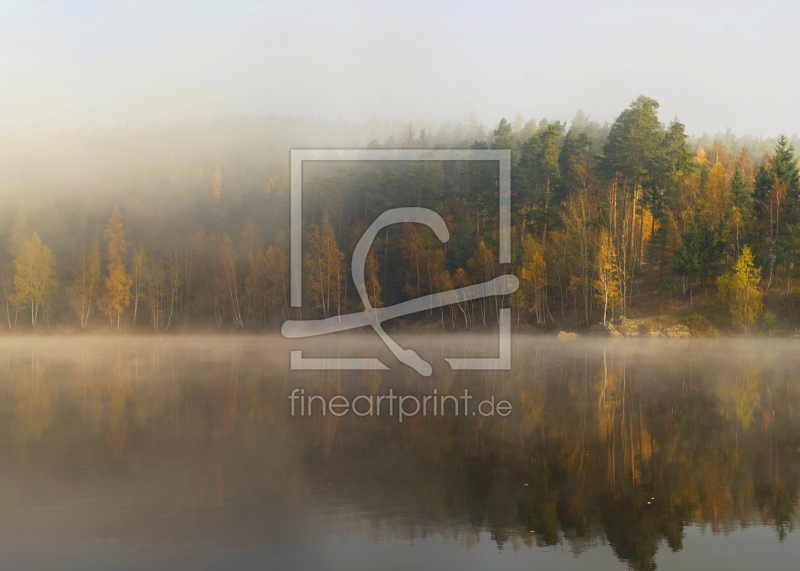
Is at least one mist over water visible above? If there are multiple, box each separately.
[0,335,798,570]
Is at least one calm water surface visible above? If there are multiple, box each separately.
[1,335,799,570]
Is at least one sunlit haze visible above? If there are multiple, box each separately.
[2,0,799,137]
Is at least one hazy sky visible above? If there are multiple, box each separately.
[2,0,799,138]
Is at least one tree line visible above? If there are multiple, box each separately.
[2,207,290,331]
[1,95,798,332]
[296,95,796,332]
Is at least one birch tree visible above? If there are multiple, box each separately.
[69,241,101,329]
[12,233,58,327]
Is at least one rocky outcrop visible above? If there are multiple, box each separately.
[663,325,691,338]
[558,331,579,340]
[587,322,623,337]
[587,316,691,338]
[616,317,646,337]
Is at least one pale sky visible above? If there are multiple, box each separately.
[2,0,799,138]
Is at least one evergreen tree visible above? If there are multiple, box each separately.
[752,164,775,223]
[673,222,702,305]
[519,122,564,249]
[772,136,800,284]
[730,170,752,213]
[648,120,692,280]
[773,135,800,201]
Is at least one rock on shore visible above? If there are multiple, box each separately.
[586,317,691,338]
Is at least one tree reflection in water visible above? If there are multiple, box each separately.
[0,336,798,571]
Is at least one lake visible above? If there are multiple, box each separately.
[0,335,798,570]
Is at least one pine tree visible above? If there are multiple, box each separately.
[519,122,564,249]
[602,95,664,291]
[673,222,702,305]
[772,136,800,287]
[492,118,519,167]
[648,121,692,280]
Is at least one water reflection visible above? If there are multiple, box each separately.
[0,336,798,570]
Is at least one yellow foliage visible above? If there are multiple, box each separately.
[11,232,58,327]
[717,246,763,330]
[517,235,547,324]
[106,378,133,464]
[100,207,132,327]
[696,146,706,164]
[69,241,102,329]
[593,230,619,323]
[736,372,761,430]
[698,161,730,227]
[306,212,343,318]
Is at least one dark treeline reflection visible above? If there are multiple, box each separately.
[0,337,798,570]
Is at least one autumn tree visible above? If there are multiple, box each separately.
[12,233,58,327]
[348,221,382,316]
[717,246,763,330]
[3,212,28,330]
[562,153,596,325]
[468,238,499,326]
[602,96,663,309]
[1,263,15,331]
[69,241,102,329]
[594,231,619,324]
[517,235,547,325]
[306,212,344,319]
[99,207,132,329]
[364,246,382,311]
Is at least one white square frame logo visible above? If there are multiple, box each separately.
[281,149,517,376]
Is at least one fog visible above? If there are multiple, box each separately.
[0,335,799,570]
[2,1,800,138]
[0,104,796,334]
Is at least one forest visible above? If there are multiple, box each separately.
[1,95,799,334]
